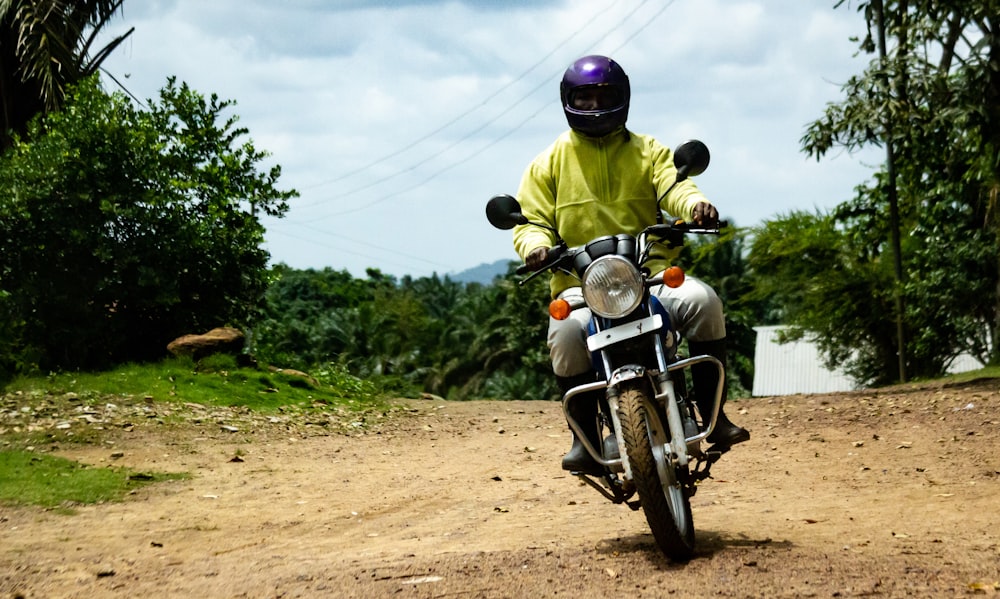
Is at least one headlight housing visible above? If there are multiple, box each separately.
[581,255,644,318]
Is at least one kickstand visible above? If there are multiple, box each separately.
[574,472,639,509]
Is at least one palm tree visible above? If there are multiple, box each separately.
[1,0,132,149]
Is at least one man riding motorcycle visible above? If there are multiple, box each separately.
[512,55,749,475]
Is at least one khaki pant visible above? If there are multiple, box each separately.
[547,274,725,377]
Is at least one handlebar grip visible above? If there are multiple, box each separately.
[546,244,565,263]
[515,244,566,277]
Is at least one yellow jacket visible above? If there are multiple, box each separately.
[513,128,709,298]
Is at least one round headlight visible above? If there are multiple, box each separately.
[581,255,644,318]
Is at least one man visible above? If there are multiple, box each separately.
[512,55,749,475]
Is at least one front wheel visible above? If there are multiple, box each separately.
[618,383,695,560]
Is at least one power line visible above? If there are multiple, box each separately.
[300,0,620,192]
[100,66,147,108]
[292,70,557,212]
[296,222,454,270]
[609,0,676,56]
[267,227,453,275]
[299,0,665,219]
[311,98,552,220]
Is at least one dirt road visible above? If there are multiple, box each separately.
[2,379,999,598]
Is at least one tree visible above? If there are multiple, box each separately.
[422,270,556,401]
[0,76,295,373]
[0,0,132,149]
[749,209,904,385]
[677,226,767,396]
[252,265,382,368]
[253,263,558,401]
[798,1,1000,379]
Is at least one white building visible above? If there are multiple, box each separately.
[751,326,857,396]
[752,325,985,397]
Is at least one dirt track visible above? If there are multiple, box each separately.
[2,379,1000,598]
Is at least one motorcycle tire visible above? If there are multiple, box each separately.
[618,382,695,561]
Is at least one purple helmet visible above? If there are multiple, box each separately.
[560,55,630,137]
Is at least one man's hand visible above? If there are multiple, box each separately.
[691,202,719,227]
[526,247,549,271]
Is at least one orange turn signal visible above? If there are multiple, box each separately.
[549,298,572,320]
[662,266,686,289]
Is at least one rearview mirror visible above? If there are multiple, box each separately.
[673,140,710,180]
[485,194,528,230]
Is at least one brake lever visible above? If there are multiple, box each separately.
[515,244,568,285]
[647,220,728,239]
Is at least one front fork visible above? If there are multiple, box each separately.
[562,340,726,487]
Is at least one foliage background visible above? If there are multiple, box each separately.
[251,227,765,402]
[0,77,294,375]
[3,1,999,396]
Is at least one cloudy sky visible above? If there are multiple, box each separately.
[97,0,880,279]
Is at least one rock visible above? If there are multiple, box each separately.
[166,327,245,359]
[269,367,319,387]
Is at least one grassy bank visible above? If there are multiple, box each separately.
[0,355,396,510]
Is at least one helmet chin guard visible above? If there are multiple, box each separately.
[560,55,630,137]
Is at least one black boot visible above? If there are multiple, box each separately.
[689,339,750,449]
[557,374,605,475]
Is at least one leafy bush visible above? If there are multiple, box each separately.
[0,76,295,376]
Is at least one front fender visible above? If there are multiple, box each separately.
[608,365,690,468]
[607,364,654,389]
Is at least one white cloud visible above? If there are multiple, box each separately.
[97,0,880,278]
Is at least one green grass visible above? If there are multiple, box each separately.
[0,356,396,510]
[941,366,1000,384]
[2,354,388,412]
[896,364,1000,387]
[0,449,188,512]
[944,364,1000,382]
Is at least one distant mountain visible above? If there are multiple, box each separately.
[450,258,515,285]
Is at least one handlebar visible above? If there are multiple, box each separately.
[513,220,727,284]
[645,219,728,236]
[515,244,568,279]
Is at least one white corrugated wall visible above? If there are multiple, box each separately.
[751,326,857,396]
[751,326,986,397]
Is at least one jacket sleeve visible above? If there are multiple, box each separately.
[512,158,558,260]
[650,140,710,220]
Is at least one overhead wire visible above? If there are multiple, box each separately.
[100,0,677,274]
[101,66,147,108]
[300,0,623,192]
[609,0,677,56]
[96,6,597,274]
[275,0,676,275]
[268,228,449,275]
[277,0,674,272]
[296,0,663,220]
[292,75,548,211]
[296,222,455,270]
[312,97,554,219]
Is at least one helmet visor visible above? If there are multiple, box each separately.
[568,85,625,112]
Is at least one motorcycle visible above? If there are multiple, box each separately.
[485,140,730,561]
